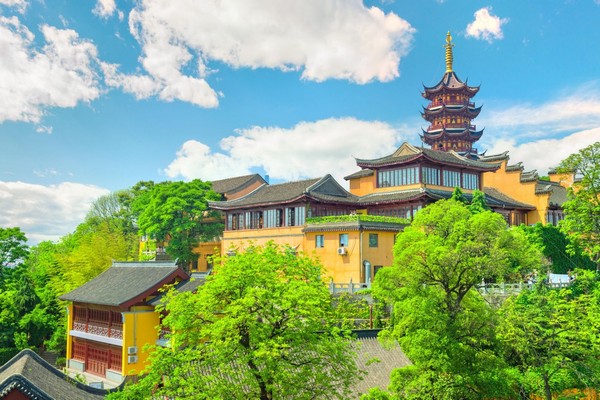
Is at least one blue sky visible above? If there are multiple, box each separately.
[1,0,599,243]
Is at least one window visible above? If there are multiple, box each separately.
[374,265,383,276]
[443,170,461,188]
[339,234,349,247]
[315,235,324,248]
[462,172,479,190]
[369,233,378,248]
[377,166,419,188]
[422,166,440,185]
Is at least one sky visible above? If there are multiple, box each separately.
[1,0,599,244]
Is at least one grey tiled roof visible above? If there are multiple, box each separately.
[478,151,509,162]
[352,331,411,398]
[355,145,499,171]
[424,187,535,210]
[520,170,539,182]
[422,71,480,94]
[59,261,188,307]
[304,220,406,233]
[344,168,374,180]
[210,175,359,210]
[148,276,206,307]
[506,162,524,172]
[0,349,121,399]
[211,174,266,196]
[357,189,426,205]
[536,181,568,207]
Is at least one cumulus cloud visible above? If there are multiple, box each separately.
[164,118,403,183]
[0,0,27,13]
[486,129,599,175]
[0,16,101,123]
[108,0,414,107]
[480,87,600,139]
[0,181,109,244]
[93,0,123,20]
[466,7,508,42]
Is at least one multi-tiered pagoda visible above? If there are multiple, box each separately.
[421,32,483,155]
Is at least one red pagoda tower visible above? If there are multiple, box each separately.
[421,32,483,155]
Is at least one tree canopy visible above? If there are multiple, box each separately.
[373,199,541,399]
[131,179,223,265]
[557,141,600,265]
[0,227,29,271]
[111,242,359,400]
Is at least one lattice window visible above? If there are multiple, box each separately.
[73,341,86,361]
[109,349,122,372]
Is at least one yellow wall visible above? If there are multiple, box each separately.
[349,175,376,196]
[192,241,221,272]
[222,226,305,252]
[482,160,551,224]
[65,303,73,360]
[303,230,396,283]
[121,307,160,376]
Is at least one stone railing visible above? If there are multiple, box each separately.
[328,279,371,295]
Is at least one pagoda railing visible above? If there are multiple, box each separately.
[72,307,123,340]
[428,101,476,108]
[427,123,475,131]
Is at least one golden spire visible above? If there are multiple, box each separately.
[444,31,454,73]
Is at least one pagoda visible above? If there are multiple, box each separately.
[421,32,483,155]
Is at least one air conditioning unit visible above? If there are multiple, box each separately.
[337,247,347,255]
[127,346,137,355]
[128,355,138,364]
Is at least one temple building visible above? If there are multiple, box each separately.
[207,32,572,285]
[420,32,483,155]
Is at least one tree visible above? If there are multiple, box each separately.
[518,223,595,274]
[468,189,490,214]
[498,271,600,400]
[131,180,223,265]
[451,187,467,204]
[111,242,359,400]
[0,227,29,273]
[557,142,600,266]
[373,199,541,399]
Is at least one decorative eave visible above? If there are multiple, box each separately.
[520,170,539,183]
[422,72,480,97]
[421,104,482,119]
[478,151,509,163]
[344,169,374,181]
[505,162,524,172]
[421,128,484,143]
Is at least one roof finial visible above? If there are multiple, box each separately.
[444,31,454,73]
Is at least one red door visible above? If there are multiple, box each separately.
[87,346,109,376]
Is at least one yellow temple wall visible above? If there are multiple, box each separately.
[121,308,160,376]
[482,161,551,225]
[65,304,74,360]
[221,226,305,253]
[348,175,376,196]
[192,241,221,272]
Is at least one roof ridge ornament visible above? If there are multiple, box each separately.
[444,31,454,73]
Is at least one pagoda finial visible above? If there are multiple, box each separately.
[444,31,454,73]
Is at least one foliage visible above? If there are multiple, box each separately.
[518,223,595,274]
[498,271,600,400]
[132,179,223,265]
[333,293,374,329]
[111,242,359,400]
[468,189,490,214]
[450,187,467,204]
[557,142,600,265]
[0,227,29,272]
[372,199,542,399]
[306,214,410,225]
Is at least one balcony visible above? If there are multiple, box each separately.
[73,321,123,340]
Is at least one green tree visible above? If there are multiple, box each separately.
[132,180,223,266]
[557,142,600,266]
[451,187,467,204]
[498,271,600,400]
[373,200,541,399]
[519,223,595,274]
[468,189,490,214]
[0,227,29,278]
[111,242,359,400]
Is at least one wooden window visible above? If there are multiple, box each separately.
[369,233,378,248]
[315,235,324,248]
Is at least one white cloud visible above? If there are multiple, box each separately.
[93,0,123,20]
[35,125,53,134]
[164,118,403,183]
[486,129,599,175]
[0,16,101,123]
[0,181,109,244]
[466,7,508,42]
[112,0,414,107]
[0,0,27,13]
[480,87,600,139]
